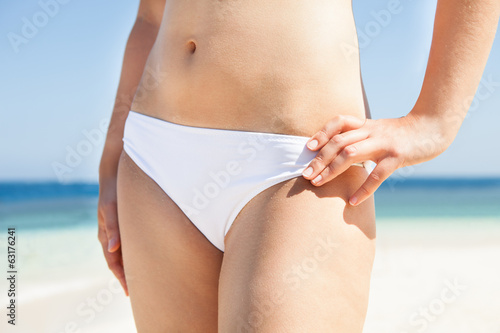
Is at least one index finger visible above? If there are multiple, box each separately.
[306,115,365,151]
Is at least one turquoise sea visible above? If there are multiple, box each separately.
[1,179,499,257]
[1,178,498,279]
[1,178,499,229]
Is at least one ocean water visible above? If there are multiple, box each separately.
[0,179,499,275]
[1,178,499,228]
[0,178,497,271]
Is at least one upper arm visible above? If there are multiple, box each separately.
[136,0,166,27]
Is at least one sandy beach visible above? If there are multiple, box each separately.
[2,216,499,333]
[365,218,500,333]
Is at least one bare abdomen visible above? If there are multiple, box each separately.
[131,0,367,136]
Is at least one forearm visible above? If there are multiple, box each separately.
[100,18,161,176]
[410,0,500,146]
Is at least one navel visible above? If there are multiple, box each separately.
[186,40,197,54]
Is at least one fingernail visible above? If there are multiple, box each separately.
[302,167,313,177]
[108,238,117,252]
[307,139,318,150]
[312,174,322,184]
[350,197,358,206]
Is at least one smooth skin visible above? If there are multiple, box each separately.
[116,149,375,332]
[98,0,500,331]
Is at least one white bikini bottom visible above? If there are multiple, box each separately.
[122,110,374,252]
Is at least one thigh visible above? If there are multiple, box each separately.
[218,166,376,333]
[117,151,224,332]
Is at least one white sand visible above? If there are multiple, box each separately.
[2,218,499,333]
[364,218,500,333]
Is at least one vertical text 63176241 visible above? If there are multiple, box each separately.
[6,227,17,326]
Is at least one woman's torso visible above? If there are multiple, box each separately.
[130,0,368,137]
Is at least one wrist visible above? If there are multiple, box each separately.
[99,143,123,179]
[406,105,457,151]
[399,111,452,165]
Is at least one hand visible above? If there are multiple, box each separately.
[97,175,128,296]
[301,114,448,206]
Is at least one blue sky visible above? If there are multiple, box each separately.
[0,0,499,182]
